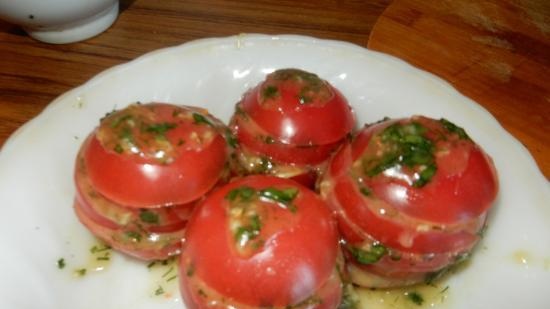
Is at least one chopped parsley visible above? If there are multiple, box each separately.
[154,285,165,296]
[57,258,66,269]
[139,210,159,224]
[125,231,142,243]
[339,284,359,309]
[110,114,132,128]
[161,266,175,278]
[439,118,470,140]
[226,186,256,202]
[224,129,238,148]
[259,187,299,206]
[145,122,177,136]
[262,85,279,100]
[114,144,124,154]
[359,185,371,196]
[192,113,212,126]
[74,268,87,277]
[235,214,262,245]
[349,244,387,265]
[364,121,437,187]
[90,244,111,253]
[406,291,424,306]
[166,275,177,282]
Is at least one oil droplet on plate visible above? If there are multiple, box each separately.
[512,250,532,268]
[72,242,113,278]
[356,283,451,309]
[147,257,180,300]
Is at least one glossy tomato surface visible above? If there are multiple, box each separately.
[229,69,355,187]
[82,102,231,208]
[74,199,187,261]
[231,111,341,165]
[240,68,355,145]
[320,116,498,287]
[74,147,194,260]
[180,175,343,309]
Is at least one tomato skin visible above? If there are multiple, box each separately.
[74,200,186,261]
[241,69,355,145]
[179,175,342,308]
[74,151,194,260]
[320,116,498,287]
[73,102,231,260]
[229,69,355,187]
[75,148,194,231]
[84,103,231,208]
[347,117,498,224]
[230,111,342,165]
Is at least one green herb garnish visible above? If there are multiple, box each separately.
[166,275,177,282]
[235,214,262,244]
[262,85,279,100]
[192,113,212,126]
[114,144,124,153]
[145,122,177,135]
[57,258,66,269]
[226,186,256,202]
[155,285,165,296]
[364,122,437,187]
[74,268,87,277]
[224,129,238,148]
[407,291,424,306]
[359,186,371,196]
[139,210,159,224]
[110,114,132,128]
[440,118,470,140]
[125,231,142,242]
[259,187,299,206]
[349,244,387,265]
[90,244,111,253]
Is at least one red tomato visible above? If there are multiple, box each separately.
[73,102,232,260]
[229,69,355,187]
[179,175,343,309]
[83,103,231,208]
[231,112,341,165]
[320,116,498,287]
[75,151,193,232]
[74,199,187,261]
[240,68,355,145]
[74,143,195,260]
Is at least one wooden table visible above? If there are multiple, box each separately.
[1,0,548,179]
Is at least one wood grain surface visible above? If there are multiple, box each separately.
[1,0,548,179]
[0,0,390,146]
[368,0,549,179]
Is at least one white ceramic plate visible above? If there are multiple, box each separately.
[0,34,549,309]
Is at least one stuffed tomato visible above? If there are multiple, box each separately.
[229,68,355,188]
[74,102,232,260]
[320,116,499,287]
[179,175,343,309]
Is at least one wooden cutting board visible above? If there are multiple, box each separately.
[368,0,550,179]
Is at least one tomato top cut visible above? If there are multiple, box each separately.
[343,116,499,224]
[83,103,230,208]
[240,68,355,145]
[180,175,340,307]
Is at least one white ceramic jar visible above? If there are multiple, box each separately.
[0,0,119,44]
